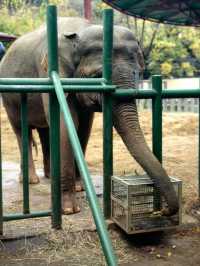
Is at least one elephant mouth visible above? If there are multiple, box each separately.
[74,63,103,79]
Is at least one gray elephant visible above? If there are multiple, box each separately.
[0,17,179,216]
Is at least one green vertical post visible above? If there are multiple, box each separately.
[47,5,62,229]
[21,94,30,214]
[51,71,117,266]
[152,75,162,163]
[152,75,162,210]
[0,100,3,235]
[103,9,113,219]
[199,98,200,198]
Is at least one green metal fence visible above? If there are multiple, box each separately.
[1,4,200,266]
[0,5,117,266]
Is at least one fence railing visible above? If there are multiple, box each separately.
[137,98,199,113]
[0,6,117,266]
[1,4,200,266]
[137,80,200,112]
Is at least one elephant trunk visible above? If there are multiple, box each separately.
[113,102,179,216]
[112,68,179,216]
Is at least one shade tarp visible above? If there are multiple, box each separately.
[103,0,200,26]
[0,32,17,42]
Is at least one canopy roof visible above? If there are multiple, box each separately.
[0,32,17,42]
[103,0,200,26]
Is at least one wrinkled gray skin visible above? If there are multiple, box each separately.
[0,17,179,216]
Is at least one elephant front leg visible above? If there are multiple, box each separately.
[62,177,80,215]
[75,111,94,192]
[60,117,80,215]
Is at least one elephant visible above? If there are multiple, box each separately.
[0,17,179,216]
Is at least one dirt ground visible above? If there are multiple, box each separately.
[1,106,200,266]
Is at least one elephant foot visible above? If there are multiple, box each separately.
[44,173,50,179]
[161,206,179,217]
[75,180,84,192]
[44,166,50,179]
[62,192,80,215]
[19,173,40,184]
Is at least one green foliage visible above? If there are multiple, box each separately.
[0,6,44,36]
[3,0,24,10]
[119,15,200,78]
[148,25,200,78]
[1,1,200,79]
[93,0,108,17]
[0,0,77,37]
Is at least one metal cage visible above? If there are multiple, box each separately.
[111,175,182,234]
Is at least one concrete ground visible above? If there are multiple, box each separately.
[0,162,200,266]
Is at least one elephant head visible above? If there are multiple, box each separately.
[72,25,179,216]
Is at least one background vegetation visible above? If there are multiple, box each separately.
[1,0,200,79]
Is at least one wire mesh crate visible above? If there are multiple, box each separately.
[111,175,182,234]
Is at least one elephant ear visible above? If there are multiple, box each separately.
[40,33,79,74]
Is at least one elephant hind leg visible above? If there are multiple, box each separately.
[37,127,50,179]
[16,127,40,184]
[75,111,94,192]
[3,104,40,184]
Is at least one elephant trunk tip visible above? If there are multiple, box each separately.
[161,202,179,217]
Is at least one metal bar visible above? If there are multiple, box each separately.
[103,9,113,219]
[0,98,3,235]
[113,88,200,98]
[103,95,113,219]
[49,93,61,229]
[2,84,200,98]
[113,89,157,99]
[51,70,117,266]
[21,94,30,214]
[0,78,106,85]
[3,211,51,221]
[162,89,200,98]
[0,84,115,93]
[152,75,162,211]
[152,77,162,162]
[47,5,62,230]
[199,98,200,198]
[103,9,113,85]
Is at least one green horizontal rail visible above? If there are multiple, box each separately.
[113,88,200,99]
[113,89,157,99]
[3,210,51,221]
[51,70,117,266]
[162,89,200,98]
[2,86,200,98]
[0,77,106,85]
[0,84,115,93]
